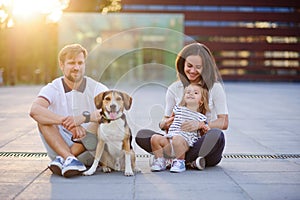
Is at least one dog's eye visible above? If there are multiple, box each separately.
[104,97,111,101]
[116,97,122,101]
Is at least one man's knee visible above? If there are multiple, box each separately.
[38,123,59,136]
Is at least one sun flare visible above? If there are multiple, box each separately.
[0,0,69,25]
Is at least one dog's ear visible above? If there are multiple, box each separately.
[94,91,106,109]
[121,92,132,110]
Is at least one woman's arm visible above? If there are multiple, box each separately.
[160,82,179,131]
[180,115,228,132]
[208,114,228,130]
[209,83,229,130]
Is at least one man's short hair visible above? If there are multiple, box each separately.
[58,44,88,64]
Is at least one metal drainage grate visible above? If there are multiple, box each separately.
[0,152,300,159]
[222,154,300,159]
[136,154,300,159]
[0,152,47,158]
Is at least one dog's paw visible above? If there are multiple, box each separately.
[134,167,142,173]
[114,162,121,171]
[82,169,94,176]
[102,167,112,173]
[124,170,134,176]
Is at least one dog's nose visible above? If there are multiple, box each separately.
[110,104,116,111]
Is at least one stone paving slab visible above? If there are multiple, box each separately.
[0,83,300,200]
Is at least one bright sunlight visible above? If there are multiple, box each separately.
[0,0,70,27]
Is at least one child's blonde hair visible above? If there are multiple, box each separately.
[179,83,210,114]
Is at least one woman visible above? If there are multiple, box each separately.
[135,43,229,169]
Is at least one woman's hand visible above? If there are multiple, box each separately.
[181,120,206,132]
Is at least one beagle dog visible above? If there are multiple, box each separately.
[83,90,137,176]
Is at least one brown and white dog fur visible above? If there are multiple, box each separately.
[83,90,137,176]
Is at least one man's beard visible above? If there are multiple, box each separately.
[66,71,83,83]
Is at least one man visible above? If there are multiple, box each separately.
[30,44,108,177]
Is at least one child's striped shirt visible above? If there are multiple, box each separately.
[168,105,207,147]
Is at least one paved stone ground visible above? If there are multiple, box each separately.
[0,82,299,200]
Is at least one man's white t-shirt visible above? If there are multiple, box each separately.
[38,76,108,130]
[164,81,228,122]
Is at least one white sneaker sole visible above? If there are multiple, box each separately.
[170,168,186,173]
[62,165,86,178]
[48,164,62,176]
[195,157,205,170]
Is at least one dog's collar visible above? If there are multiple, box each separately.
[99,113,125,123]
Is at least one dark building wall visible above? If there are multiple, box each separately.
[121,0,300,81]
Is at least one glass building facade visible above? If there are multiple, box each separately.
[121,0,300,81]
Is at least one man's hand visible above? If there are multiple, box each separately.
[70,126,86,140]
[62,115,85,131]
[62,110,101,132]
[91,109,102,123]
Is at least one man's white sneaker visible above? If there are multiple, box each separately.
[48,156,64,176]
[62,156,86,178]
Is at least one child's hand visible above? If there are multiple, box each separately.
[199,124,211,136]
[160,116,174,131]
